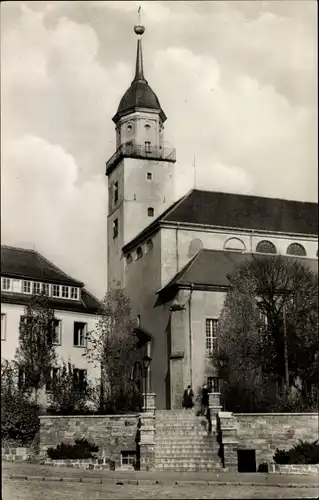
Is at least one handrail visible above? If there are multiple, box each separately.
[106,143,176,173]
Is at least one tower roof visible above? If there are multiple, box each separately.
[113,23,166,123]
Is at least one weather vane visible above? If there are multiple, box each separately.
[134,5,145,36]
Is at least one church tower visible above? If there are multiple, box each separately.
[106,16,176,287]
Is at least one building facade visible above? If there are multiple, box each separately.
[1,245,102,386]
[106,24,318,410]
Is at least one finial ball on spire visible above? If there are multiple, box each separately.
[134,25,145,36]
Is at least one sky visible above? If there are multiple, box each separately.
[1,1,317,299]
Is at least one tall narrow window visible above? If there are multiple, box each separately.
[33,282,41,295]
[114,181,119,204]
[46,367,59,392]
[70,287,79,300]
[1,278,11,291]
[207,377,220,393]
[73,322,87,347]
[51,319,61,345]
[206,319,218,355]
[61,286,69,298]
[136,247,143,260]
[147,207,154,217]
[73,369,87,391]
[23,281,31,294]
[145,141,151,152]
[1,314,6,341]
[52,285,60,297]
[113,219,119,239]
[42,283,50,296]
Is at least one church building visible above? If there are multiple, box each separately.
[106,22,318,410]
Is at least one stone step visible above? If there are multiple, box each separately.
[155,467,221,472]
[155,453,217,459]
[155,437,216,442]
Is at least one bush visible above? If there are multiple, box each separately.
[273,440,319,464]
[47,438,99,460]
[1,360,40,445]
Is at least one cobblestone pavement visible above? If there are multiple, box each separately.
[3,462,319,487]
[3,480,319,500]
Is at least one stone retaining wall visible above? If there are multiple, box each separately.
[2,447,31,462]
[42,458,112,470]
[39,414,139,469]
[269,464,319,475]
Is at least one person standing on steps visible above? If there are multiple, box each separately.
[182,385,194,409]
[201,383,209,416]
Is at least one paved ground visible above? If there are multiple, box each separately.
[3,480,319,500]
[3,462,319,500]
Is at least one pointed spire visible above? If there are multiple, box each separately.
[133,7,147,83]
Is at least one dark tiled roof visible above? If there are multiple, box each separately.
[163,190,318,235]
[114,80,166,123]
[1,246,84,286]
[158,249,318,294]
[1,289,101,315]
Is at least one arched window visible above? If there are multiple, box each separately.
[256,240,277,254]
[136,247,143,260]
[147,207,154,217]
[224,238,246,251]
[286,243,307,256]
[126,253,133,265]
[146,239,153,252]
[145,124,151,131]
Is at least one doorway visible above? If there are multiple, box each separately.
[237,449,256,472]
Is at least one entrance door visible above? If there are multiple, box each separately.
[237,449,256,472]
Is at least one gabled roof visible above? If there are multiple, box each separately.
[1,289,102,315]
[1,246,84,286]
[163,190,318,235]
[157,249,318,295]
[122,189,318,254]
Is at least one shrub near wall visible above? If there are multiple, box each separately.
[39,414,139,469]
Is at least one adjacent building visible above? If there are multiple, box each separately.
[1,245,102,385]
[105,22,318,409]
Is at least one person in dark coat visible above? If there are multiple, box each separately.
[182,385,194,409]
[201,384,209,415]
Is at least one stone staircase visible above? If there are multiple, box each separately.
[155,410,221,472]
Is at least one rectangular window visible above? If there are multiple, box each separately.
[146,172,152,180]
[73,368,87,391]
[52,284,60,297]
[1,314,6,341]
[206,318,218,355]
[51,319,61,345]
[23,281,32,294]
[33,282,41,295]
[145,141,151,152]
[46,367,59,392]
[42,283,50,296]
[70,287,79,300]
[114,181,119,203]
[1,277,11,291]
[61,285,69,298]
[113,219,119,239]
[73,322,87,347]
[207,376,220,393]
[121,451,136,467]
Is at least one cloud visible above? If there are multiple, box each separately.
[1,1,317,297]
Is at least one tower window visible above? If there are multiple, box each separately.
[147,172,152,180]
[145,141,151,152]
[206,319,218,355]
[144,124,151,131]
[126,124,133,132]
[147,207,154,217]
[126,253,133,265]
[114,181,119,204]
[146,239,153,251]
[113,219,119,239]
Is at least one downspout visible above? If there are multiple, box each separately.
[175,225,179,273]
[188,284,194,386]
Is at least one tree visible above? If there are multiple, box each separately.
[84,288,140,413]
[15,293,57,406]
[1,359,40,444]
[46,361,92,414]
[215,255,318,412]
